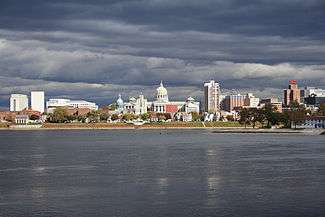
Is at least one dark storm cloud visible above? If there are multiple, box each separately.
[0,0,325,107]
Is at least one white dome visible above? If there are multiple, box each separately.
[157,81,168,96]
[117,94,124,106]
[187,96,195,102]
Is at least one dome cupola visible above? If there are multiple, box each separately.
[116,94,124,108]
[156,81,169,102]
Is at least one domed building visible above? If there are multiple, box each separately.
[115,81,200,117]
[151,81,200,114]
[118,94,148,115]
[116,94,124,113]
[156,81,169,103]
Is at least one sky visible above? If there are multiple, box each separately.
[1,0,325,108]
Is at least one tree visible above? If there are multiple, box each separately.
[157,113,166,121]
[287,101,306,128]
[30,114,40,121]
[226,115,234,122]
[108,103,117,111]
[122,113,135,121]
[191,112,200,121]
[49,107,69,123]
[239,108,251,128]
[249,108,261,128]
[319,103,325,116]
[87,110,100,123]
[140,113,149,121]
[111,113,119,121]
[99,112,110,121]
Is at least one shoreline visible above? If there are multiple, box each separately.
[0,125,324,134]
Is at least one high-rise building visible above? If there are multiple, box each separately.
[31,91,45,113]
[283,80,300,107]
[10,94,28,112]
[222,94,245,112]
[204,80,220,113]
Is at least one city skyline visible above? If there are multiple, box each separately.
[2,79,325,110]
[1,1,325,109]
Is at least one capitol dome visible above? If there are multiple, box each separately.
[157,81,168,96]
[156,81,169,102]
[117,94,124,106]
[187,96,195,102]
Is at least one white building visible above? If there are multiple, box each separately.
[46,98,98,113]
[244,93,260,108]
[204,80,220,113]
[10,94,28,112]
[31,91,45,113]
[117,81,200,115]
[15,115,29,124]
[184,97,200,113]
[302,87,325,97]
[151,81,200,114]
[122,94,148,115]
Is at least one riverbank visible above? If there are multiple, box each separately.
[1,122,324,134]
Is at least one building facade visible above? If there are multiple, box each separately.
[222,94,245,112]
[296,116,325,129]
[302,87,325,97]
[31,91,45,113]
[10,94,28,112]
[244,93,260,108]
[46,98,98,113]
[204,80,220,113]
[122,94,148,115]
[260,98,283,113]
[304,96,325,107]
[283,80,300,107]
[116,81,200,115]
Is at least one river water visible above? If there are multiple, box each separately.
[0,129,324,217]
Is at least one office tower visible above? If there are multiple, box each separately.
[31,91,45,113]
[204,80,220,113]
[283,80,300,107]
[10,94,28,112]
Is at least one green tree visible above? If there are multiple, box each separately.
[49,107,69,123]
[87,110,100,123]
[99,111,110,121]
[249,108,262,128]
[191,112,200,121]
[239,108,251,128]
[122,113,135,121]
[140,113,150,121]
[111,113,119,121]
[287,101,306,128]
[108,103,117,111]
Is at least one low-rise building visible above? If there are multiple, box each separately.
[260,98,283,113]
[15,115,29,124]
[46,98,98,113]
[296,116,325,129]
[304,95,325,108]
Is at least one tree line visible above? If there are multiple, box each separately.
[239,101,313,128]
